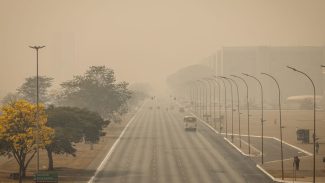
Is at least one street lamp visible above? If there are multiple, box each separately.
[212,79,222,132]
[228,77,241,148]
[216,76,228,138]
[190,81,199,114]
[203,78,213,123]
[29,45,45,173]
[261,72,284,180]
[208,78,222,130]
[197,80,206,119]
[196,80,203,117]
[222,76,234,142]
[288,66,316,183]
[205,78,217,128]
[243,73,265,164]
[231,75,251,155]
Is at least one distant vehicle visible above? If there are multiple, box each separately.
[179,107,185,113]
[184,116,197,131]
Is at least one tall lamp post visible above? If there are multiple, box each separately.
[222,76,234,142]
[193,82,198,113]
[243,73,265,164]
[29,45,45,173]
[212,79,222,132]
[196,80,203,117]
[232,75,251,155]
[193,81,199,114]
[206,78,217,128]
[203,78,213,123]
[229,77,241,148]
[197,80,206,119]
[288,66,316,183]
[216,76,228,138]
[261,72,284,180]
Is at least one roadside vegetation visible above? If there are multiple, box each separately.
[0,65,149,181]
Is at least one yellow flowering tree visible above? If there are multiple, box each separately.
[0,100,54,182]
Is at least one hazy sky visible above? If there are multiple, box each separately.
[1,0,325,95]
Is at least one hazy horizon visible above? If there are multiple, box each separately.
[1,0,325,96]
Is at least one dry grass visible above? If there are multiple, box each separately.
[0,113,133,183]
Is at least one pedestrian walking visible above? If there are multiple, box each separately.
[294,156,300,171]
[316,141,320,154]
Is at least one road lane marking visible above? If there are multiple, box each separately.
[87,101,147,183]
[188,111,312,157]
[270,137,312,156]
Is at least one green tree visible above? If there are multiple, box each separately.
[59,66,132,119]
[0,100,54,182]
[1,92,20,104]
[45,106,107,170]
[17,76,53,104]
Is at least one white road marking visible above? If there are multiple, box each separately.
[224,137,255,157]
[188,111,312,156]
[87,101,146,183]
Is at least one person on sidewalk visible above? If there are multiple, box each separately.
[316,141,320,154]
[294,156,300,171]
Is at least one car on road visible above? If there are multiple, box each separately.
[184,116,197,131]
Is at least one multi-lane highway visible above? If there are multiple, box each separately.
[92,100,273,183]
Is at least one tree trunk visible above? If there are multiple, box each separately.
[46,148,54,171]
[22,167,26,177]
[19,163,23,183]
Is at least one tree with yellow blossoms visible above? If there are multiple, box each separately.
[0,100,54,182]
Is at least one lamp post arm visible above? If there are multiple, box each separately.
[287,66,316,183]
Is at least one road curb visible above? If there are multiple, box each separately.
[256,164,310,183]
[223,137,251,157]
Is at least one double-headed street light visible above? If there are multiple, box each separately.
[29,45,45,173]
[243,73,265,164]
[288,66,316,183]
[261,72,284,180]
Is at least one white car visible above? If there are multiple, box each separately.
[184,116,197,131]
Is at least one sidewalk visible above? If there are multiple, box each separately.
[261,154,325,182]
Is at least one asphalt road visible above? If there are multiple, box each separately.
[93,100,273,183]
[248,136,308,162]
